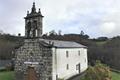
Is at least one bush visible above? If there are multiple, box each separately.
[5,63,13,71]
[0,68,6,72]
[85,61,112,80]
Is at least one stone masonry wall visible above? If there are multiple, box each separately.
[15,39,52,80]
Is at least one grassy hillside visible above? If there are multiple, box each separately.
[0,34,24,60]
[0,33,120,70]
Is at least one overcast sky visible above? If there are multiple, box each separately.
[0,0,120,38]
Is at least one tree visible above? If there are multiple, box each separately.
[84,61,111,80]
[80,30,84,35]
[58,30,62,35]
[49,30,57,36]
[97,37,108,41]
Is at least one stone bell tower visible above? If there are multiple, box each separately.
[25,2,43,38]
[15,2,52,80]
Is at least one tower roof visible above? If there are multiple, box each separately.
[31,2,36,13]
[24,2,44,19]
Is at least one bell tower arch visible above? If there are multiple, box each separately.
[24,2,44,38]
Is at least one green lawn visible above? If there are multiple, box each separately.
[0,71,120,80]
[81,71,120,80]
[0,71,14,80]
[112,72,120,80]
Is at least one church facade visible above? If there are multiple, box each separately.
[15,2,88,80]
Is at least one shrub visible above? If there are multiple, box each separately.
[0,68,6,72]
[5,63,13,71]
[85,61,112,80]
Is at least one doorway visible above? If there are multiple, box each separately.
[26,66,37,80]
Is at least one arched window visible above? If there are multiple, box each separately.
[33,21,37,37]
[27,22,31,37]
[27,22,31,29]
[33,21,37,29]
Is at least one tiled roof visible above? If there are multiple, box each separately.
[24,39,87,48]
[42,39,87,48]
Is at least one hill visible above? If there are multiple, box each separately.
[0,34,23,60]
[0,32,120,70]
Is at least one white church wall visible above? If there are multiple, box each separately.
[52,47,88,80]
[52,48,57,80]
[79,48,88,72]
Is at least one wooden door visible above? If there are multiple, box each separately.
[26,67,37,80]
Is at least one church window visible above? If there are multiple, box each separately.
[78,50,80,56]
[27,22,32,37]
[67,64,69,70]
[66,51,69,57]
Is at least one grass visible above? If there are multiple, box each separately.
[112,72,120,80]
[96,41,107,46]
[0,71,14,80]
[81,71,120,80]
[0,71,120,80]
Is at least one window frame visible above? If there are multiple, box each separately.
[66,51,69,58]
[67,64,69,70]
[78,50,80,56]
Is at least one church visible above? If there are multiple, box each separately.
[15,2,88,80]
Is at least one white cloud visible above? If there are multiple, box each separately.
[99,9,120,37]
[0,0,120,37]
[100,22,116,34]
